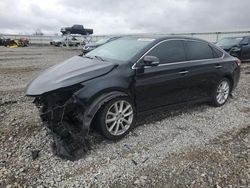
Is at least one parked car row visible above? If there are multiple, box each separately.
[50,35,121,53]
[0,35,29,47]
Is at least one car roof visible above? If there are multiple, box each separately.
[120,35,210,43]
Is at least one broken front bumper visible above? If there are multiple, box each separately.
[34,94,90,161]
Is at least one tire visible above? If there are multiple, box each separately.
[97,97,135,140]
[211,78,231,107]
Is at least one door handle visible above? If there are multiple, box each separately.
[215,64,222,69]
[179,70,189,75]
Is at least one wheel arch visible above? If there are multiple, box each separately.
[81,90,131,129]
[223,74,234,92]
[88,87,133,105]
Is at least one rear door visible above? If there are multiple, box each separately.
[183,40,223,99]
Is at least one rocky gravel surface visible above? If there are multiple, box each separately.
[0,46,249,187]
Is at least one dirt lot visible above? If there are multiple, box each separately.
[0,46,249,188]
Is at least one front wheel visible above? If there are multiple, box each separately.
[211,78,231,107]
[97,97,135,140]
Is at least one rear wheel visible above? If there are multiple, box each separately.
[97,97,135,140]
[211,78,231,107]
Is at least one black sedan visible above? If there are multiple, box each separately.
[26,36,240,160]
[216,36,250,61]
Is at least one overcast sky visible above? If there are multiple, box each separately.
[0,0,249,35]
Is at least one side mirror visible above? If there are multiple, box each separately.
[143,56,160,67]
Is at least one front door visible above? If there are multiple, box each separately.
[134,40,192,112]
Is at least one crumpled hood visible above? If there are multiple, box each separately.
[26,56,116,96]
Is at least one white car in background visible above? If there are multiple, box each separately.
[50,35,85,47]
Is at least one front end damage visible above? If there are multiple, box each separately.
[25,55,118,160]
[34,90,90,161]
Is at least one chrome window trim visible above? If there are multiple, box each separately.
[131,38,225,70]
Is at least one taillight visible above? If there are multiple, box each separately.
[235,59,241,66]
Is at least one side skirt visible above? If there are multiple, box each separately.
[136,97,211,117]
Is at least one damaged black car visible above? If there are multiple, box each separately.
[216,36,250,61]
[26,36,240,160]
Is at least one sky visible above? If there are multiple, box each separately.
[0,0,249,35]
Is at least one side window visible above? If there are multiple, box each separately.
[185,41,214,61]
[147,40,186,64]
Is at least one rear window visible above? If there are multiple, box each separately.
[185,41,214,61]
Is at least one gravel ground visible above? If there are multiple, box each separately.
[0,46,249,188]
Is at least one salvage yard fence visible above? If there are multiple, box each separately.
[2,30,250,45]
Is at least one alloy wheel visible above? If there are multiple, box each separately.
[216,80,230,104]
[105,100,134,136]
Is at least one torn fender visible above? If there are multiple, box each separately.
[81,91,129,128]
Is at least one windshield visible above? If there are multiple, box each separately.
[86,38,153,62]
[216,37,243,46]
[95,37,111,45]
